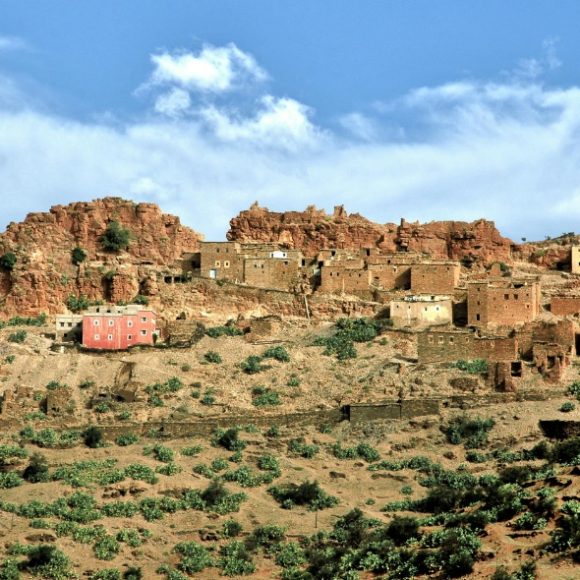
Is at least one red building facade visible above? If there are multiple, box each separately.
[81,305,157,350]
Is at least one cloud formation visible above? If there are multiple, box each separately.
[1,41,580,243]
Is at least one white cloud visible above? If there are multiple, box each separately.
[2,44,580,243]
[147,43,267,94]
[199,96,322,150]
[338,112,378,141]
[154,87,191,118]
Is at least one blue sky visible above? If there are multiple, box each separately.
[1,1,580,240]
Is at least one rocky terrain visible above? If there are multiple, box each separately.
[228,203,514,264]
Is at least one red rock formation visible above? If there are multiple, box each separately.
[227,203,515,264]
[0,197,202,317]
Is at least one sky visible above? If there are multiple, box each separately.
[1,1,580,241]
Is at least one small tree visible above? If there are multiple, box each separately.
[22,452,50,483]
[0,252,17,271]
[101,221,131,252]
[71,247,87,265]
[83,425,104,448]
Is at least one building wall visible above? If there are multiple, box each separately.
[368,263,411,290]
[516,319,575,359]
[55,315,82,341]
[411,263,460,294]
[417,330,518,364]
[319,265,371,293]
[82,310,156,350]
[199,242,243,281]
[243,257,301,290]
[572,246,580,274]
[551,296,580,316]
[467,281,540,328]
[391,298,452,328]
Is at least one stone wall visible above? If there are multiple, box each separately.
[551,296,580,316]
[410,263,460,294]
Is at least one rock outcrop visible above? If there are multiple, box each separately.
[227,203,515,264]
[0,197,202,317]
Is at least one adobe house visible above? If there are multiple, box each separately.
[410,262,460,294]
[55,314,83,342]
[390,295,453,329]
[319,259,371,294]
[243,249,304,290]
[467,278,541,329]
[199,241,244,282]
[532,342,570,383]
[417,329,518,364]
[550,296,580,317]
[82,304,158,350]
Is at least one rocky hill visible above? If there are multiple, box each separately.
[0,198,202,317]
[227,202,515,264]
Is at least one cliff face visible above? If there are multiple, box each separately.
[0,198,202,317]
[227,203,515,264]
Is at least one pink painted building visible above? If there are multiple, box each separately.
[81,305,157,350]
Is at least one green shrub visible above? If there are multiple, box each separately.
[91,569,121,580]
[132,294,149,306]
[94,402,111,414]
[452,359,488,374]
[0,445,27,467]
[247,524,286,551]
[223,465,267,487]
[262,346,290,362]
[115,433,139,446]
[549,500,580,552]
[181,445,203,457]
[252,388,281,407]
[222,519,243,538]
[199,479,247,514]
[19,544,72,579]
[174,541,213,574]
[275,542,306,568]
[330,442,380,463]
[568,381,580,400]
[561,401,576,413]
[144,443,174,463]
[219,541,255,577]
[206,325,243,338]
[71,247,87,265]
[156,462,182,476]
[288,438,319,458]
[93,535,120,560]
[241,355,266,374]
[66,294,90,313]
[22,426,80,450]
[268,480,339,511]
[0,472,23,489]
[550,437,580,464]
[101,221,131,252]
[204,351,222,364]
[442,415,495,448]
[7,330,26,344]
[22,453,49,483]
[213,428,247,452]
[83,426,104,448]
[257,454,281,477]
[287,375,301,387]
[0,252,16,271]
[265,425,280,438]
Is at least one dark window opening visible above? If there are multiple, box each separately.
[511,361,522,377]
[547,355,556,369]
[476,313,481,321]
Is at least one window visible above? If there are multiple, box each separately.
[60,322,65,328]
[93,320,100,326]
[68,322,72,328]
[140,330,147,336]
[107,334,113,341]
[438,336,444,344]
[94,334,100,340]
[215,260,221,267]
[127,334,132,340]
[108,320,114,326]
[128,320,133,328]
[476,314,480,321]
[428,336,434,343]
[141,317,147,323]
[224,261,230,268]
[504,294,509,300]
[449,337,454,344]
[514,294,519,300]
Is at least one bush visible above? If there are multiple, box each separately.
[131,294,149,306]
[568,381,580,400]
[22,453,50,483]
[7,330,26,344]
[0,472,23,489]
[144,443,174,463]
[0,252,16,271]
[262,346,290,362]
[549,500,580,552]
[213,428,247,452]
[222,519,243,538]
[93,535,121,560]
[174,542,213,574]
[561,401,576,413]
[257,454,281,477]
[101,221,131,252]
[83,426,104,448]
[71,247,87,265]
[268,480,339,511]
[219,541,255,577]
[115,433,139,447]
[181,445,203,457]
[550,437,580,464]
[91,570,121,580]
[206,325,244,338]
[247,524,286,551]
[275,542,306,568]
[204,351,222,364]
[452,359,488,374]
[442,415,495,448]
[0,445,27,467]
[241,355,266,374]
[0,558,20,580]
[288,438,319,458]
[252,388,281,407]
[20,544,72,579]
[385,516,421,546]
[330,442,380,463]
[66,294,90,313]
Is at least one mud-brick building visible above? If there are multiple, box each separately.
[319,259,371,294]
[551,296,580,317]
[467,278,541,328]
[199,241,244,282]
[390,295,453,328]
[417,329,518,364]
[410,262,460,294]
[82,304,158,350]
[55,314,83,342]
